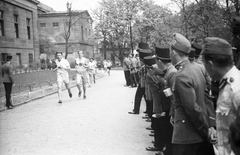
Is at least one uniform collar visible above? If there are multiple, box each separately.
[220,66,237,82]
[175,59,189,70]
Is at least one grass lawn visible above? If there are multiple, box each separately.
[0,70,76,98]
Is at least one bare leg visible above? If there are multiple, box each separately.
[57,81,62,103]
[64,82,72,98]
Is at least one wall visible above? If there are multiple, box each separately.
[0,0,39,66]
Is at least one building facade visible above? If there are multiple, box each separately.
[38,10,94,63]
[0,0,40,67]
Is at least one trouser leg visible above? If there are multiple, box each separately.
[133,85,145,113]
[4,83,12,107]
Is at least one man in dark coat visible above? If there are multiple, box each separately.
[2,54,15,109]
[155,45,177,155]
[128,43,152,114]
[144,55,165,152]
[169,33,209,155]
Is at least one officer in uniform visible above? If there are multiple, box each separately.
[169,33,209,155]
[201,37,240,155]
[155,45,177,155]
[190,44,216,155]
[144,55,165,152]
[129,53,137,87]
[123,54,131,87]
[128,43,152,114]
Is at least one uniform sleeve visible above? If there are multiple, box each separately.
[175,75,209,138]
[233,90,240,116]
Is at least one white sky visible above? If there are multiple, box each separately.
[39,0,175,13]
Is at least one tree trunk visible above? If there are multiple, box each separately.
[65,40,68,59]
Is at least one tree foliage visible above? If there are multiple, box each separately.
[93,0,240,63]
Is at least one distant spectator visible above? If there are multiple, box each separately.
[2,54,15,109]
[106,60,112,76]
[97,60,101,71]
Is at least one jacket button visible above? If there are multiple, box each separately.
[182,120,185,123]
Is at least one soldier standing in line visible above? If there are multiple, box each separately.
[134,53,141,83]
[123,54,131,87]
[53,52,72,104]
[128,43,152,114]
[201,37,240,155]
[144,55,165,153]
[169,33,209,155]
[129,53,137,87]
[154,45,177,155]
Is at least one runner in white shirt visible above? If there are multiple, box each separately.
[88,58,96,84]
[53,52,72,104]
[75,50,88,99]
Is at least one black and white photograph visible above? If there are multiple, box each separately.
[0,0,240,155]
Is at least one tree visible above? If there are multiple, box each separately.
[39,35,55,57]
[62,2,93,59]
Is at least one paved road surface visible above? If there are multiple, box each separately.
[0,70,154,155]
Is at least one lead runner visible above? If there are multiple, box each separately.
[53,52,72,104]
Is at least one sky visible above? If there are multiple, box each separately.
[39,0,175,13]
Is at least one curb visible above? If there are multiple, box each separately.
[0,73,104,112]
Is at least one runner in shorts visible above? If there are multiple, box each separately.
[75,50,89,99]
[53,52,72,104]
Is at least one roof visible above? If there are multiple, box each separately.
[38,10,92,20]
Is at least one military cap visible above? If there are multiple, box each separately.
[170,33,191,54]
[192,43,202,58]
[188,48,196,60]
[139,49,152,60]
[202,37,232,56]
[155,45,171,60]
[144,55,156,67]
[138,43,149,49]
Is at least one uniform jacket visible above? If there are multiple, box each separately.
[171,59,209,144]
[216,66,240,155]
[147,74,162,113]
[162,64,177,112]
[139,66,146,88]
[191,61,216,128]
[2,62,14,83]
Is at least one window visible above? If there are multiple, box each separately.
[1,53,7,64]
[14,14,19,38]
[26,18,30,39]
[52,22,59,27]
[0,10,4,36]
[40,23,46,28]
[16,53,22,66]
[81,26,84,41]
[29,53,33,64]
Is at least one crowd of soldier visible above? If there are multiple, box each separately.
[127,33,240,155]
